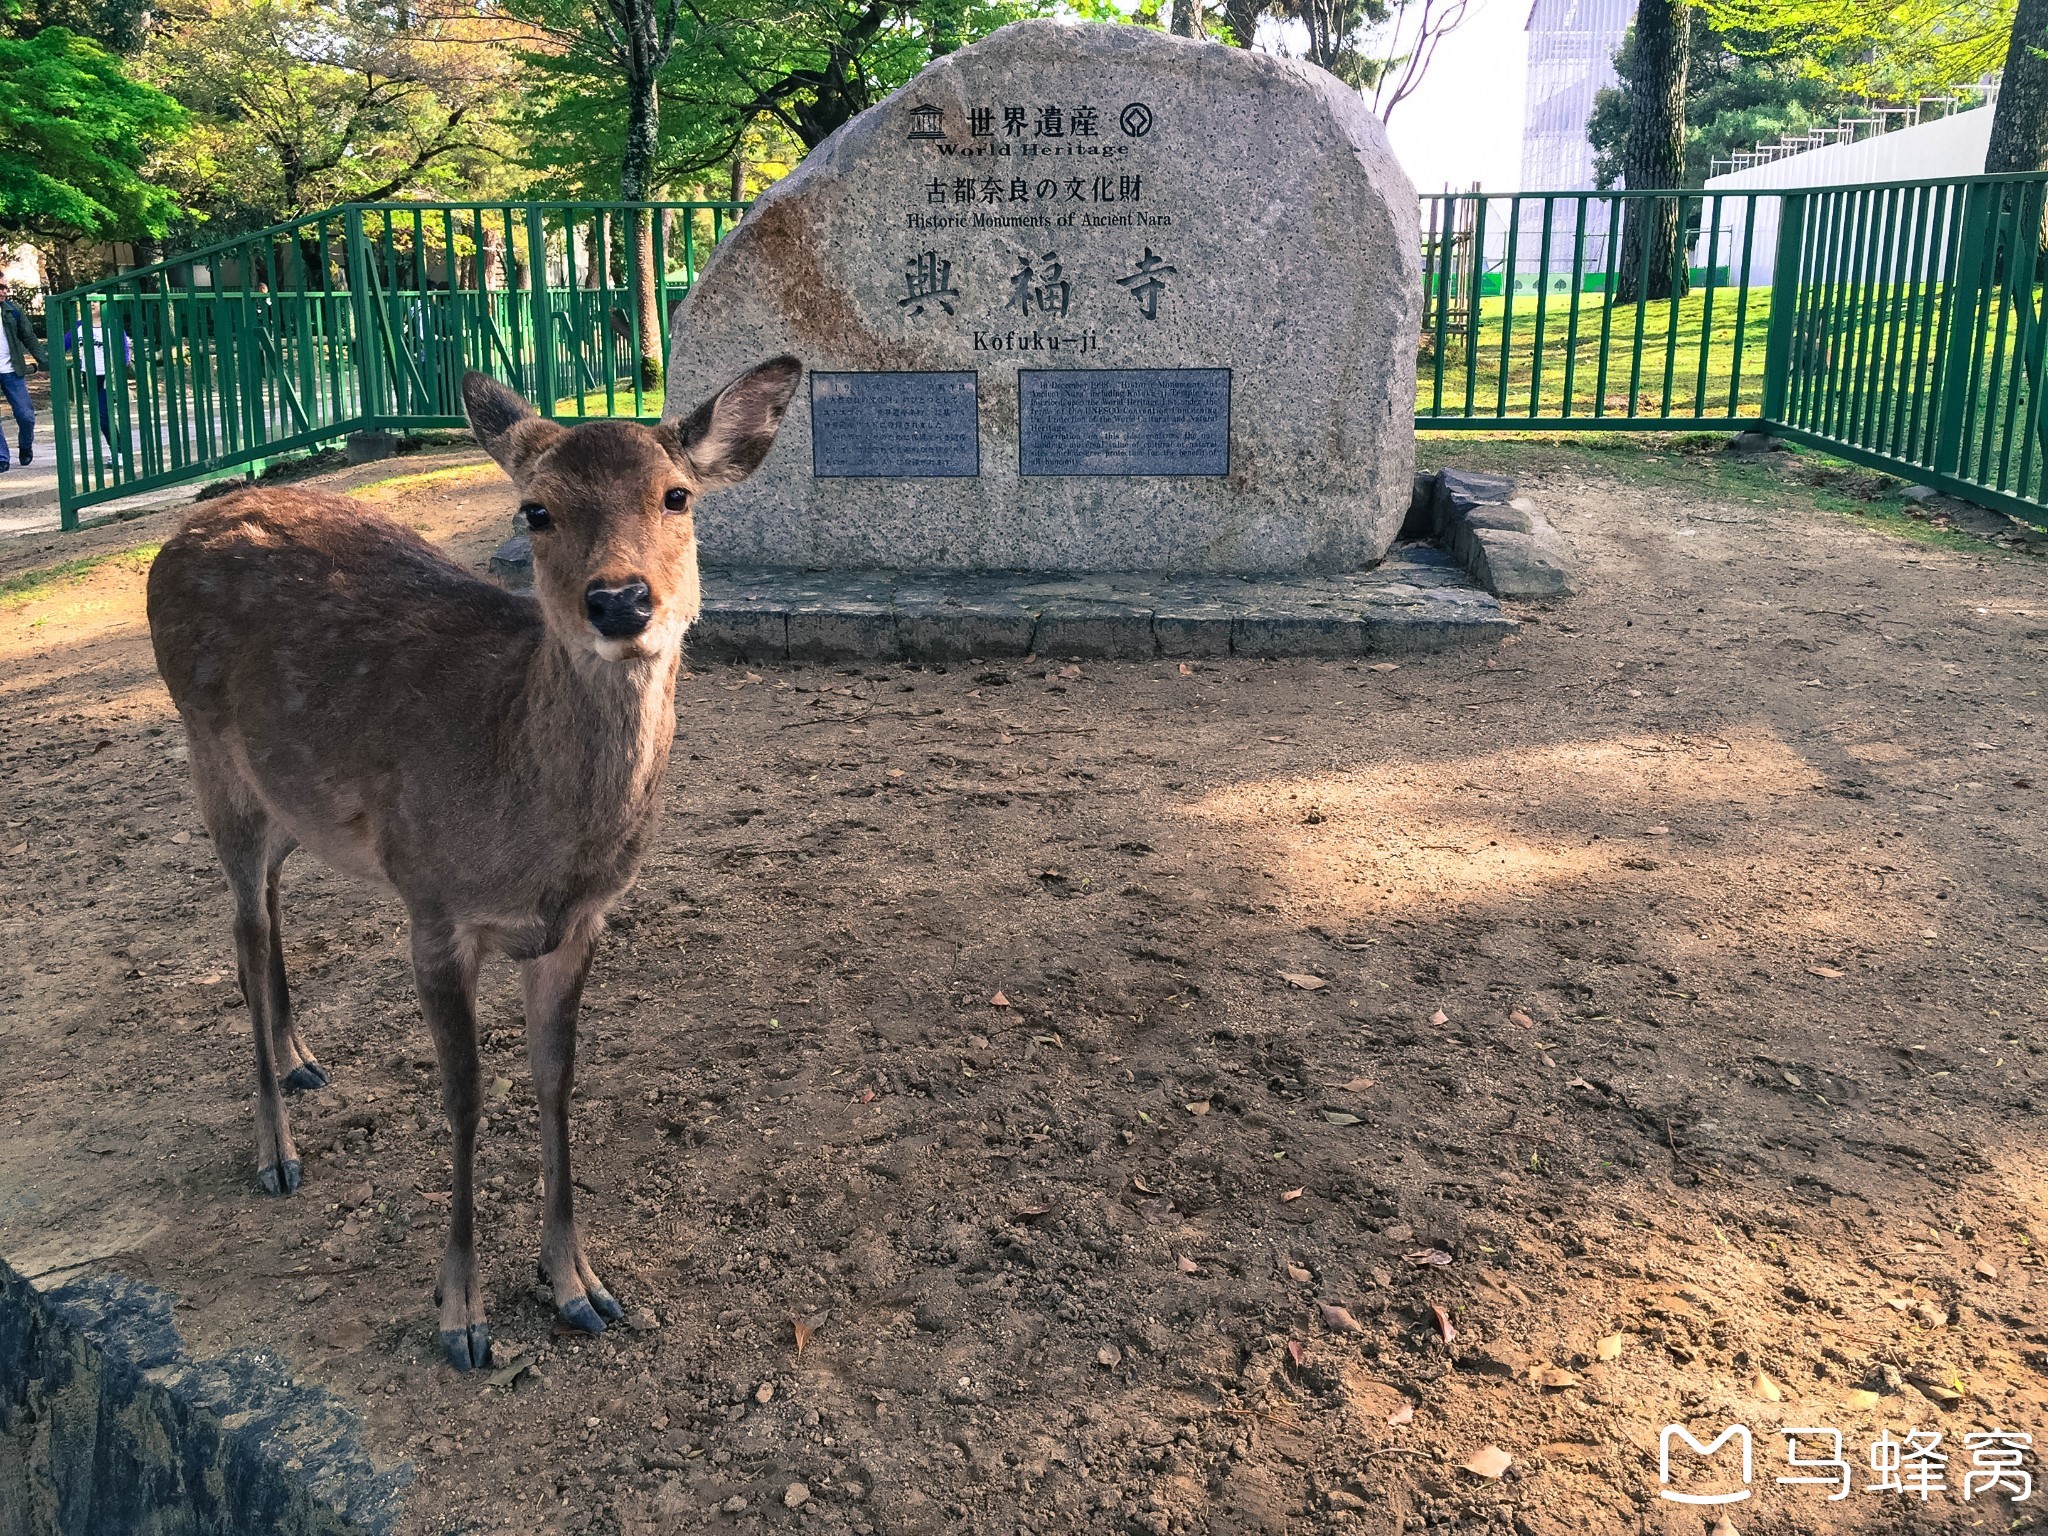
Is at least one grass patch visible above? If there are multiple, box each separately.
[1419,287,1774,420]
[0,543,160,608]
[353,460,503,497]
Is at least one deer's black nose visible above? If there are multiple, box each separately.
[585,579,653,638]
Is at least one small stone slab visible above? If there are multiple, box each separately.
[687,547,1511,664]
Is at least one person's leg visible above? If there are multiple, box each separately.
[93,377,117,458]
[0,372,25,468]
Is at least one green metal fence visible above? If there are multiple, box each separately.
[45,176,2048,530]
[45,200,748,528]
[1420,174,2048,528]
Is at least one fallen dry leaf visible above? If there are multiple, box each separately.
[1286,1263,1312,1284]
[1844,1389,1882,1410]
[1429,1009,1449,1027]
[1338,1076,1376,1092]
[1319,1302,1365,1334]
[793,1317,817,1356]
[1386,1402,1414,1426]
[1177,662,1194,676]
[1595,1333,1626,1361]
[1461,1445,1511,1479]
[1286,1340,1306,1367]
[1708,1518,1738,1536]
[1185,1100,1210,1116]
[169,830,192,845]
[990,991,1011,1008]
[1406,1248,1453,1267]
[1279,972,1329,990]
[1323,1110,1362,1126]
[1096,1343,1122,1368]
[1368,662,1400,672]
[1508,1009,1535,1029]
[1975,1258,1999,1280]
[1755,1370,1783,1403]
[1431,1302,1457,1345]
[1279,1187,1306,1203]
[1177,1254,1198,1274]
[1806,964,1845,979]
[1531,1365,1581,1390]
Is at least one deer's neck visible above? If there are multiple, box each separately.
[518,634,680,835]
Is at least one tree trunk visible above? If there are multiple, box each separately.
[729,157,747,203]
[1222,0,1260,46]
[1616,0,1688,305]
[621,68,663,391]
[1171,0,1205,38]
[1988,0,2048,172]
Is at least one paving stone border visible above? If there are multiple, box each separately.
[0,1257,403,1535]
[678,543,1513,663]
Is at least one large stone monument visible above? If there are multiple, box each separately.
[666,20,1420,575]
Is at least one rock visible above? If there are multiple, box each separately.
[722,1494,749,1514]
[339,1181,374,1210]
[668,20,1420,575]
[1726,430,1779,453]
[1097,1343,1124,1368]
[1326,1488,1370,1512]
[1433,467,1515,526]
[343,429,401,464]
[489,533,533,591]
[785,1482,812,1509]
[1465,526,1574,600]
[1900,484,1939,502]
[627,1308,661,1333]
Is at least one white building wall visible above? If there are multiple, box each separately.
[1699,107,1992,284]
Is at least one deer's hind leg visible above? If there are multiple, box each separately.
[264,862,325,1092]
[191,745,301,1195]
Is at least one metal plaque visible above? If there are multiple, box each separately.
[810,370,980,478]
[1017,368,1231,477]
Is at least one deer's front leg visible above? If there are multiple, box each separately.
[412,917,488,1370]
[522,917,622,1334]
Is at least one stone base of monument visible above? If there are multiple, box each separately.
[0,1255,404,1533]
[683,543,1513,664]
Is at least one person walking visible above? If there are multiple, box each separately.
[0,278,46,474]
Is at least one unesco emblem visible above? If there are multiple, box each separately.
[1119,102,1154,137]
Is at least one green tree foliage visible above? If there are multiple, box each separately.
[3,0,157,53]
[1697,0,2009,102]
[145,0,526,235]
[0,25,187,241]
[506,0,1052,202]
[1589,14,1857,187]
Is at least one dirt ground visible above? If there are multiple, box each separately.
[4,436,2048,1536]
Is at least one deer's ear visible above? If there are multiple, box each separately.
[665,356,801,490]
[463,372,560,479]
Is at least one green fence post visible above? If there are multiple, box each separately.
[526,204,557,418]
[47,304,76,530]
[1932,181,1994,477]
[1760,193,1806,428]
[344,206,379,430]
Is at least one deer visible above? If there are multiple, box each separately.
[146,356,802,1370]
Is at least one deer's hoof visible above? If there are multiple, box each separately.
[558,1295,609,1335]
[282,1063,328,1093]
[441,1322,490,1372]
[258,1159,301,1196]
[589,1286,624,1323]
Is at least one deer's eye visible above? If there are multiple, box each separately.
[522,504,551,531]
[663,487,689,513]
